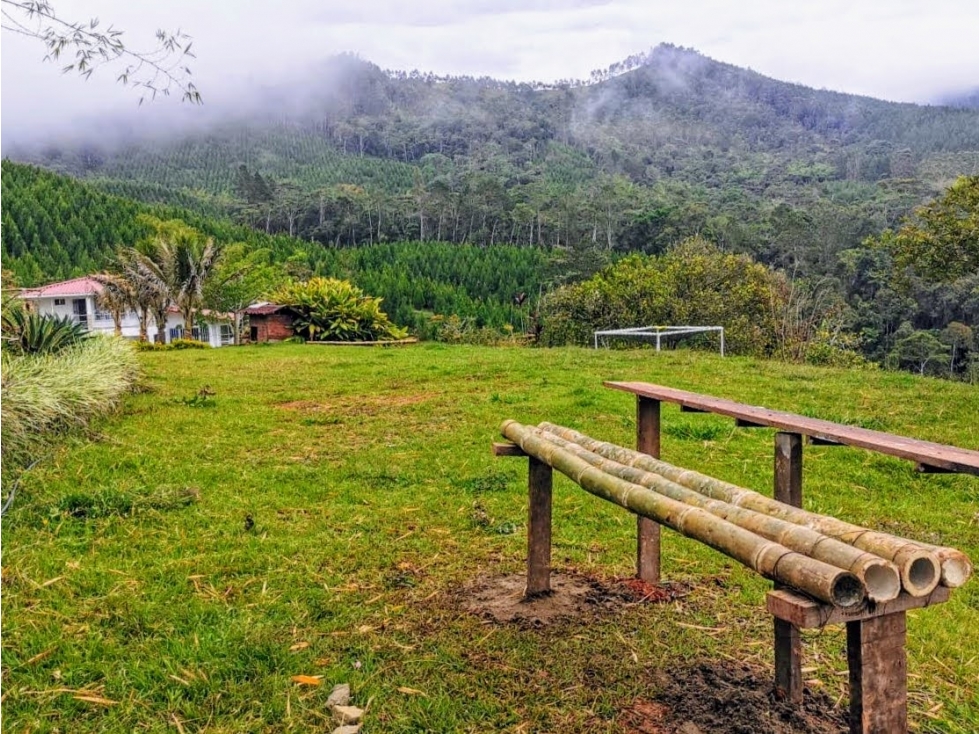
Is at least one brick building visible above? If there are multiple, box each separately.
[245,303,299,343]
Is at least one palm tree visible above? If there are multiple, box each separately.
[95,249,168,342]
[136,221,220,339]
[92,273,130,337]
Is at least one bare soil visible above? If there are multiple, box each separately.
[463,573,846,734]
[621,661,847,734]
[462,572,686,627]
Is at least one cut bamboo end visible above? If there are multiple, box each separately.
[894,548,941,597]
[831,573,865,608]
[939,554,972,588]
[860,560,901,603]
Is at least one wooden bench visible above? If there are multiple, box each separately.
[494,382,977,734]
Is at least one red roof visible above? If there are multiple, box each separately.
[20,276,104,299]
[245,303,290,316]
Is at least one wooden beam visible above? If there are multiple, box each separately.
[767,586,950,629]
[604,381,979,476]
[636,397,661,584]
[525,457,552,597]
[808,435,843,446]
[493,442,528,457]
[916,462,954,474]
[847,613,908,734]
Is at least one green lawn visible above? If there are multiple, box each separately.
[2,344,977,733]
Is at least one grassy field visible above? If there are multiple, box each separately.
[2,343,977,733]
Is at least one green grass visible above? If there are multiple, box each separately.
[2,344,977,732]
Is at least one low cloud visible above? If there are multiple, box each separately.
[2,0,977,146]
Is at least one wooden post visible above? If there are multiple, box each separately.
[847,613,907,734]
[525,457,553,597]
[636,397,661,584]
[775,432,803,508]
[774,431,804,703]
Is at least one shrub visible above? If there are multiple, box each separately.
[538,238,787,356]
[427,314,527,346]
[133,338,209,352]
[134,341,171,352]
[1,336,141,472]
[170,338,210,350]
[270,277,408,342]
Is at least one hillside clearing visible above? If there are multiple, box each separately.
[2,344,977,732]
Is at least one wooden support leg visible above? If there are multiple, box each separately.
[847,613,907,734]
[525,457,553,597]
[774,432,804,703]
[774,619,803,703]
[636,397,661,584]
[775,432,803,508]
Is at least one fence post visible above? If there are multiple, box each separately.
[774,431,804,703]
[636,397,661,583]
[525,457,553,597]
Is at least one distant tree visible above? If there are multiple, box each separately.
[1,0,201,103]
[876,176,979,282]
[886,322,950,376]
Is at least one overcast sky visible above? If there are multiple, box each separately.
[2,0,978,143]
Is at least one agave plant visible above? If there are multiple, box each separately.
[1,309,90,355]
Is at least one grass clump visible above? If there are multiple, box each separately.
[1,336,140,473]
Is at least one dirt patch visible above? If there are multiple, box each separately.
[276,393,436,417]
[462,572,686,627]
[620,660,847,734]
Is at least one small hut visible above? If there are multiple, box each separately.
[245,303,299,343]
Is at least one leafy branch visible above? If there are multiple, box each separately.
[1,0,201,104]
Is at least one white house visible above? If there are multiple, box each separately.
[19,276,234,347]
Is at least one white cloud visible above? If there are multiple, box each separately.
[2,0,977,143]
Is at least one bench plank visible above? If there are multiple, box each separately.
[606,381,979,476]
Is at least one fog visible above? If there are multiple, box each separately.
[2,0,978,149]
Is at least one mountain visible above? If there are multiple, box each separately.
[12,45,979,187]
[937,87,979,110]
[5,45,979,281]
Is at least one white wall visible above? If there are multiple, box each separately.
[24,296,231,347]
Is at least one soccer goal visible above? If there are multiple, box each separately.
[592,325,725,356]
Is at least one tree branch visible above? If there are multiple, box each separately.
[1,0,201,103]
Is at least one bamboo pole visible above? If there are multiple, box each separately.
[538,429,901,602]
[501,421,864,608]
[538,423,953,596]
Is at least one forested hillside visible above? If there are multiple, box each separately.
[0,162,544,331]
[10,44,979,277]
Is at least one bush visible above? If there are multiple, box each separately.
[426,314,528,346]
[133,338,209,352]
[538,238,786,356]
[134,341,171,352]
[270,277,408,342]
[1,336,141,472]
[170,338,210,350]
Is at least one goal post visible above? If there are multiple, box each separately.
[593,325,725,356]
